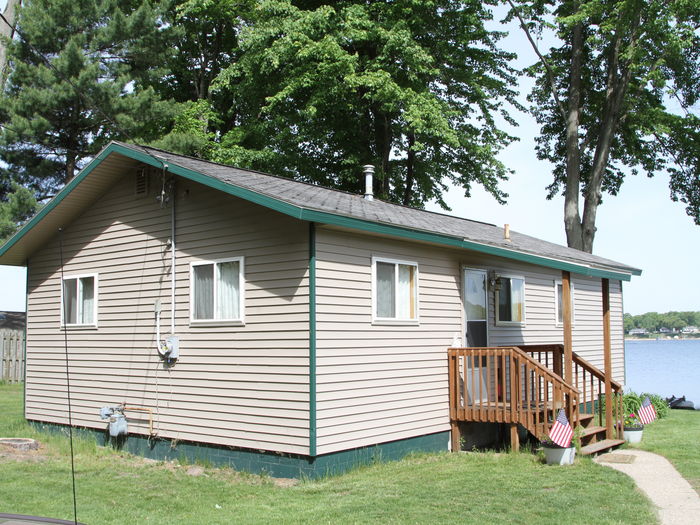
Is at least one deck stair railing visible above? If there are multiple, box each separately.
[517,344,624,444]
[448,346,580,449]
[448,345,625,455]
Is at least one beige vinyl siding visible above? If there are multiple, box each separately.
[314,230,626,455]
[25,172,310,455]
[314,228,458,455]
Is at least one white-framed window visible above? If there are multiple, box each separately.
[495,274,525,325]
[555,280,575,326]
[372,257,419,323]
[61,273,98,327]
[190,257,245,325]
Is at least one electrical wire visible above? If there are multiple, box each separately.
[58,228,79,525]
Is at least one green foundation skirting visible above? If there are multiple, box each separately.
[29,421,449,479]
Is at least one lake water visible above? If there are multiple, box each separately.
[625,339,700,409]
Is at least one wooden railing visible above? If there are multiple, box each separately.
[448,347,580,449]
[518,344,623,440]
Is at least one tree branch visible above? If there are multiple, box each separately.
[505,0,567,121]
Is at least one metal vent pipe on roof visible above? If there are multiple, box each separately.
[504,224,511,241]
[363,165,374,201]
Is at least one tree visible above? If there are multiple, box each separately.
[0,183,36,243]
[212,0,521,208]
[0,0,173,201]
[509,0,700,252]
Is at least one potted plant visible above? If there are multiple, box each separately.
[540,436,576,465]
[623,413,644,443]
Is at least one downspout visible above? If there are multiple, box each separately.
[309,222,317,457]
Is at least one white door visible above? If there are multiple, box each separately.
[463,268,489,404]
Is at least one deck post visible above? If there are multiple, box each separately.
[602,278,613,439]
[562,271,573,385]
[510,423,519,452]
[451,422,461,452]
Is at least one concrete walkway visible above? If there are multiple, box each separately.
[595,449,700,525]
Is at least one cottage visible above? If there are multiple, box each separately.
[0,142,640,477]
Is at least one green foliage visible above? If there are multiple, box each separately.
[625,311,700,332]
[213,0,521,209]
[622,391,670,420]
[0,0,175,200]
[0,184,37,243]
[509,0,700,250]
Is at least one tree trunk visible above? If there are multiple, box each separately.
[563,19,584,251]
[402,132,415,206]
[0,0,22,86]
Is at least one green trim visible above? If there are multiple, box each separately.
[308,222,317,457]
[0,142,639,282]
[29,421,448,479]
[0,145,126,258]
[23,260,28,415]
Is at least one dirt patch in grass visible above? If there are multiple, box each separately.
[0,440,48,463]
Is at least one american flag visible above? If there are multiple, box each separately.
[549,409,573,448]
[638,396,657,425]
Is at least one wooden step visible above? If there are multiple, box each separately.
[579,425,606,439]
[580,439,625,456]
[578,413,595,425]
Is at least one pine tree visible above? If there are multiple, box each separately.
[0,0,173,201]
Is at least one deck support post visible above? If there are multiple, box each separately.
[451,422,461,452]
[602,278,613,439]
[562,271,573,386]
[510,424,519,452]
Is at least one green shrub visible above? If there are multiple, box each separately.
[622,391,670,420]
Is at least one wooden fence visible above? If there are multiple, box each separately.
[1,329,24,383]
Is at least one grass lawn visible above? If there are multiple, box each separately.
[628,409,700,494]
[1,383,657,524]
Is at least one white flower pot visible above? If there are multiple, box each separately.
[543,446,576,465]
[623,428,643,443]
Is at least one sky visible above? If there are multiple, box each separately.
[0,3,698,315]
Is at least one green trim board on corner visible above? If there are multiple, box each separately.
[0,142,639,282]
[29,421,449,479]
[308,221,317,457]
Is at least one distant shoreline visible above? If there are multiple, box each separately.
[625,336,700,341]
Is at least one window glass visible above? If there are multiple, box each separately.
[376,262,396,318]
[193,264,214,320]
[465,271,487,321]
[218,261,240,319]
[497,276,524,323]
[374,259,418,321]
[63,278,78,325]
[192,258,243,322]
[62,275,96,326]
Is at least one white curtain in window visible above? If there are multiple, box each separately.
[511,278,524,322]
[396,264,413,319]
[218,261,240,319]
[376,262,395,318]
[80,277,94,324]
[194,264,214,319]
[63,278,77,324]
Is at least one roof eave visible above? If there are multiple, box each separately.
[0,142,640,281]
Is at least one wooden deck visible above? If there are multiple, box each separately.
[448,344,624,455]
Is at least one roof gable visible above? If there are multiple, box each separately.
[0,141,641,280]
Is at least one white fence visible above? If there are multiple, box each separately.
[1,329,24,383]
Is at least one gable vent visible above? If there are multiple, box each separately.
[135,168,150,196]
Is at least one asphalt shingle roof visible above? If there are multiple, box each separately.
[122,143,638,276]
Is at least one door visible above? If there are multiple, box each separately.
[463,268,489,404]
[464,268,488,347]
